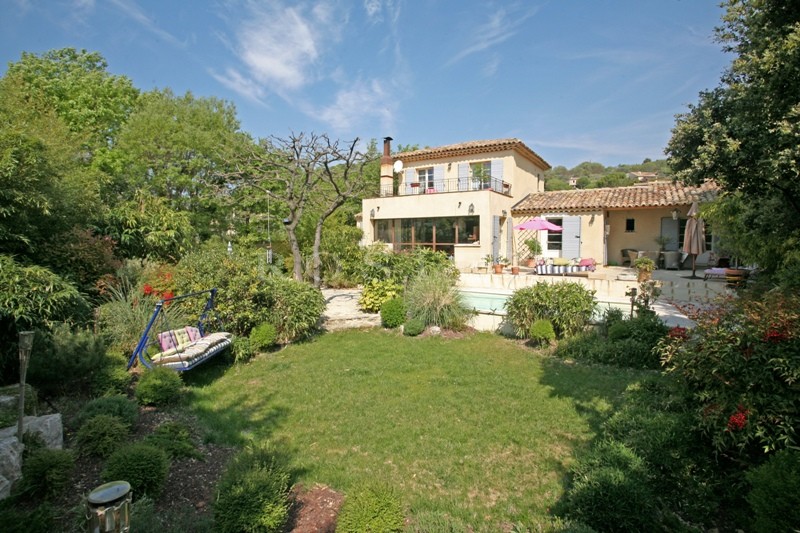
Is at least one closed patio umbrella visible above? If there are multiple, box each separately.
[682,201,706,279]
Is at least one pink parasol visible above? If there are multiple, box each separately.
[513,217,562,232]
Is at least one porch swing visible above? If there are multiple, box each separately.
[127,288,233,372]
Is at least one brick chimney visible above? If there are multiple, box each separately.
[380,137,394,197]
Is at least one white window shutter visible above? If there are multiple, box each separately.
[458,163,469,191]
[433,165,445,192]
[405,168,415,195]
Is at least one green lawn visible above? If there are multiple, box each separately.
[186,329,649,530]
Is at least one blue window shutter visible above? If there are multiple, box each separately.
[491,159,503,189]
[458,163,469,191]
[562,216,581,259]
[405,168,415,195]
[433,165,445,192]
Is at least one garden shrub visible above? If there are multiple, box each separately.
[95,277,163,354]
[336,484,405,533]
[403,317,425,337]
[174,241,275,336]
[135,367,183,406]
[102,443,170,499]
[405,268,472,330]
[89,353,134,396]
[17,448,74,500]
[74,394,139,428]
[659,292,800,456]
[0,499,55,532]
[75,414,130,458]
[320,222,364,287]
[249,322,278,351]
[359,278,404,313]
[27,324,110,396]
[232,336,253,364]
[380,297,406,328]
[746,449,800,532]
[214,443,292,533]
[560,440,656,531]
[505,282,596,338]
[528,319,556,346]
[144,422,202,460]
[262,275,325,344]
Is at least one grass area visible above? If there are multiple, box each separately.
[186,329,650,530]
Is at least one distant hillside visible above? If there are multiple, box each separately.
[544,159,672,191]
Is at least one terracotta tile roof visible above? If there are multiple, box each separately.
[512,181,719,214]
[397,138,551,170]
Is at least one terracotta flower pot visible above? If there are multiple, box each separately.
[637,270,652,282]
[493,264,504,274]
[511,266,520,275]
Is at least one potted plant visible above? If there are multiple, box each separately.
[473,166,492,189]
[524,238,542,267]
[633,256,656,282]
[654,235,672,251]
[492,255,508,274]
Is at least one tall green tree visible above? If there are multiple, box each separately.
[5,48,138,148]
[667,0,800,282]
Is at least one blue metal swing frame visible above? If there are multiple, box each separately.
[127,288,232,372]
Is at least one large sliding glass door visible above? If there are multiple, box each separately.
[375,216,480,256]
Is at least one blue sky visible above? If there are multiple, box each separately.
[1,0,731,168]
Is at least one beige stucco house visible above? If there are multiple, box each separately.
[360,138,551,270]
[511,181,719,267]
[360,137,719,271]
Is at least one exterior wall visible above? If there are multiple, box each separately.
[361,145,548,269]
[512,210,605,264]
[606,207,712,266]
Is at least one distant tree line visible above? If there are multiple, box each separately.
[544,159,672,191]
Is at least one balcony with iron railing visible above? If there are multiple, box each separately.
[377,176,512,197]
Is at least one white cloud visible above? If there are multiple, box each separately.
[447,5,539,66]
[209,66,267,104]
[364,0,382,22]
[314,79,396,133]
[109,0,183,47]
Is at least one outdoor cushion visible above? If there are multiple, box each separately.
[185,326,201,342]
[173,328,191,345]
[158,330,178,352]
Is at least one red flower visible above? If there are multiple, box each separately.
[668,326,689,340]
[763,327,788,343]
[162,291,174,301]
[727,405,749,431]
[143,284,153,295]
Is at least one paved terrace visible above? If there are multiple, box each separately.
[321,265,731,332]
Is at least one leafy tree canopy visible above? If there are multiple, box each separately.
[667,0,800,282]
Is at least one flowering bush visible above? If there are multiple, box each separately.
[659,292,800,456]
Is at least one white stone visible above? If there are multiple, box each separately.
[429,326,442,336]
[0,474,11,500]
[0,436,22,488]
[0,414,63,450]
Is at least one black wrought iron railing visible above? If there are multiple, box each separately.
[377,177,511,197]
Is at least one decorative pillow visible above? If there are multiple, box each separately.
[185,326,201,342]
[174,328,191,346]
[579,258,596,267]
[158,331,178,352]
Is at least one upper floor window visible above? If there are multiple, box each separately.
[417,167,434,189]
[470,161,491,180]
[625,218,635,232]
